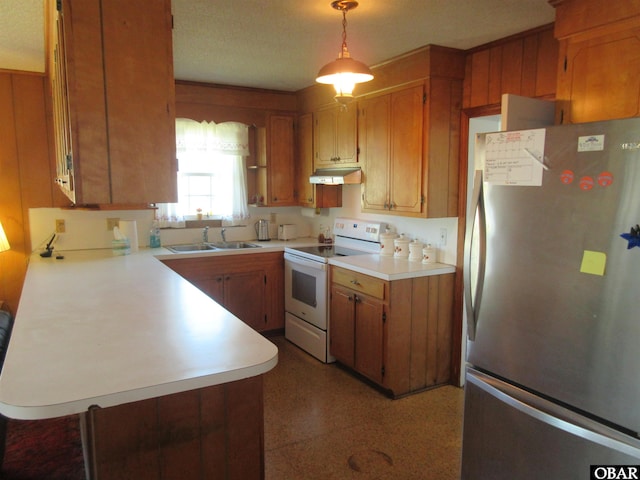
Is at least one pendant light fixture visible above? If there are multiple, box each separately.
[316,1,373,105]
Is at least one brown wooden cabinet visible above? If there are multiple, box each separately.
[552,0,640,124]
[47,0,177,205]
[463,25,558,109]
[313,103,358,167]
[295,113,343,209]
[360,84,424,215]
[162,252,284,333]
[330,266,454,397]
[248,114,296,206]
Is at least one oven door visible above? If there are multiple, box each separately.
[284,252,327,330]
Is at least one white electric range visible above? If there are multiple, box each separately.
[283,218,386,363]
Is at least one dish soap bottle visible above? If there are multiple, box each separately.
[149,221,161,248]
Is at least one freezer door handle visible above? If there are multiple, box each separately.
[467,368,640,458]
[464,169,486,341]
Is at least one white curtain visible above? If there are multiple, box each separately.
[157,119,250,226]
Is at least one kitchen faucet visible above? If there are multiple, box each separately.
[221,228,227,243]
[202,226,209,243]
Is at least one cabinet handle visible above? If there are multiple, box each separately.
[350,279,361,286]
[354,295,361,303]
[348,295,354,302]
[389,201,395,210]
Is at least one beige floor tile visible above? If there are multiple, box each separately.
[264,336,463,480]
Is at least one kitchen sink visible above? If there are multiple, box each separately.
[165,243,218,253]
[209,242,261,249]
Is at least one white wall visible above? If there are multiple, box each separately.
[29,186,458,266]
[300,185,458,265]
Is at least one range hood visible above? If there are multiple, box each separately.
[309,167,362,185]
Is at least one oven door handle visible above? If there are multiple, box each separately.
[284,252,327,271]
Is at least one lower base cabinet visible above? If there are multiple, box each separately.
[329,266,454,397]
[162,252,284,333]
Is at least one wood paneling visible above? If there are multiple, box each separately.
[552,0,640,39]
[175,81,297,126]
[0,72,56,313]
[84,377,264,480]
[463,24,558,109]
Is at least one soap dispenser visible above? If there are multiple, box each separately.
[149,221,161,248]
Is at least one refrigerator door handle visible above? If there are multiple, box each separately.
[464,169,486,341]
[467,368,640,458]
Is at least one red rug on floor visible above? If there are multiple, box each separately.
[1,415,85,480]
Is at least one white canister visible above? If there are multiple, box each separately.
[393,235,410,259]
[422,244,437,264]
[409,240,423,262]
[380,232,398,256]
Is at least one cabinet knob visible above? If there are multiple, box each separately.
[350,279,361,286]
[348,295,354,302]
[354,295,361,303]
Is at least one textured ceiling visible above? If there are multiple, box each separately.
[0,0,556,92]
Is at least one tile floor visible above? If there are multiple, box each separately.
[263,336,464,479]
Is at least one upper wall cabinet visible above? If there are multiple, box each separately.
[48,0,177,205]
[552,0,640,123]
[463,25,558,109]
[295,113,342,209]
[313,103,358,168]
[358,47,464,218]
[248,114,297,207]
[360,85,424,215]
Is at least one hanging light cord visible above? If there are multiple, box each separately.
[340,9,349,56]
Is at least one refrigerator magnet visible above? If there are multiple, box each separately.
[620,224,640,249]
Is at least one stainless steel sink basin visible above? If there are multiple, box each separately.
[209,241,261,249]
[165,243,218,253]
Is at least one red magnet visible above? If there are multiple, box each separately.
[598,171,614,187]
[579,176,594,191]
[560,170,574,184]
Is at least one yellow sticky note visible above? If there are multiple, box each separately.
[580,250,606,276]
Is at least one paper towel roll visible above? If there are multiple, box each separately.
[118,220,139,252]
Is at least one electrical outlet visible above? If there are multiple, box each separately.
[55,219,66,233]
[107,218,120,231]
[439,228,447,246]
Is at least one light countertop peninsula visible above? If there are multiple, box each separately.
[0,248,278,420]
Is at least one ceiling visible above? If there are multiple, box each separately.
[0,0,556,92]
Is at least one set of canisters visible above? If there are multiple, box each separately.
[379,232,436,264]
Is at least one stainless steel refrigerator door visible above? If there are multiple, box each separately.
[461,368,640,480]
[466,117,640,433]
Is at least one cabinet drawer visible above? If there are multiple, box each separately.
[332,267,386,300]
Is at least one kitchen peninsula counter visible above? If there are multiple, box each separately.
[0,248,278,478]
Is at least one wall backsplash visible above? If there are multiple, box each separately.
[29,188,458,265]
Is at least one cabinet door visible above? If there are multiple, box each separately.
[329,285,355,367]
[267,114,296,205]
[389,85,423,213]
[101,0,177,204]
[314,104,357,167]
[224,270,266,331]
[314,107,337,166]
[557,26,640,123]
[296,113,315,207]
[360,94,391,211]
[335,103,358,165]
[354,294,385,384]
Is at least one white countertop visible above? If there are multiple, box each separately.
[0,249,278,420]
[329,254,456,280]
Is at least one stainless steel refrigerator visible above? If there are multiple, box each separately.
[462,117,640,478]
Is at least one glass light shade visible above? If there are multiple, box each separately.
[316,54,373,104]
[0,221,10,253]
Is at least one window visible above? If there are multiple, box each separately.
[157,119,250,226]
